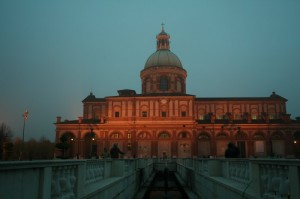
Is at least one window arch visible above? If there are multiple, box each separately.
[198,132,211,140]
[60,132,76,141]
[216,109,224,120]
[178,131,191,138]
[253,132,265,140]
[138,131,151,139]
[271,131,284,140]
[158,132,171,139]
[216,132,228,139]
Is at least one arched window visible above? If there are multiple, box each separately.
[216,109,223,120]
[268,108,276,120]
[198,133,210,140]
[253,132,265,140]
[197,109,205,120]
[251,109,258,120]
[158,132,170,139]
[233,109,241,120]
[216,132,228,139]
[160,76,168,91]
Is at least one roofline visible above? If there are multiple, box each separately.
[196,97,287,102]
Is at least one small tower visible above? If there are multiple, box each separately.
[156,23,170,50]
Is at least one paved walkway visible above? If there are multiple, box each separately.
[142,170,188,199]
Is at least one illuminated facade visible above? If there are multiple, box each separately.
[55,26,300,158]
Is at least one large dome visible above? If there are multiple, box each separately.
[144,49,183,69]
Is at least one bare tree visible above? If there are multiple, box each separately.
[12,136,55,160]
[0,123,13,160]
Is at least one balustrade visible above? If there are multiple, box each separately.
[0,158,153,199]
[177,158,300,199]
[1,158,299,199]
[51,165,77,199]
[228,160,250,184]
[259,162,291,198]
[85,160,105,184]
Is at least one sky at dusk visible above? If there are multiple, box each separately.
[1,1,300,141]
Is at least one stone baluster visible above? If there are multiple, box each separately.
[278,166,290,199]
[228,161,249,184]
[51,167,61,199]
[260,164,291,199]
[85,160,105,184]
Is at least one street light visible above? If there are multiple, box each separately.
[89,128,95,158]
[19,109,29,160]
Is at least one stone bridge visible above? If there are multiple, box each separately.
[0,158,299,199]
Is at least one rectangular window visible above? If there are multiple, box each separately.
[252,115,257,120]
[142,111,147,117]
[115,112,120,117]
[255,141,265,153]
[128,133,132,139]
[234,114,241,120]
[198,114,204,120]
[216,114,223,120]
[162,111,167,117]
[181,111,186,117]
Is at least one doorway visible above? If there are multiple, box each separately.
[158,141,171,158]
[237,141,246,158]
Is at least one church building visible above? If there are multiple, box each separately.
[55,26,300,159]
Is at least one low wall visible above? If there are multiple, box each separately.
[0,158,153,199]
[2,158,298,199]
[176,158,300,199]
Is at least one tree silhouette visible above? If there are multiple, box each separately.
[0,123,13,160]
[55,134,70,158]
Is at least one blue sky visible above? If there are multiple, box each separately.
[1,1,300,141]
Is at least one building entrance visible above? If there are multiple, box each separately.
[158,141,171,158]
[178,142,191,158]
[198,141,211,158]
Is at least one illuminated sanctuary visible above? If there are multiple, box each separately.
[55,26,300,159]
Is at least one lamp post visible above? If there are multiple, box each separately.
[19,109,29,160]
[89,128,95,158]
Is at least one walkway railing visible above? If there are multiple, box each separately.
[1,158,299,199]
[176,158,300,199]
[0,158,153,199]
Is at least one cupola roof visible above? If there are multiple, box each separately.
[144,24,183,69]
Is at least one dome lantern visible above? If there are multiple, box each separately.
[156,23,170,50]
